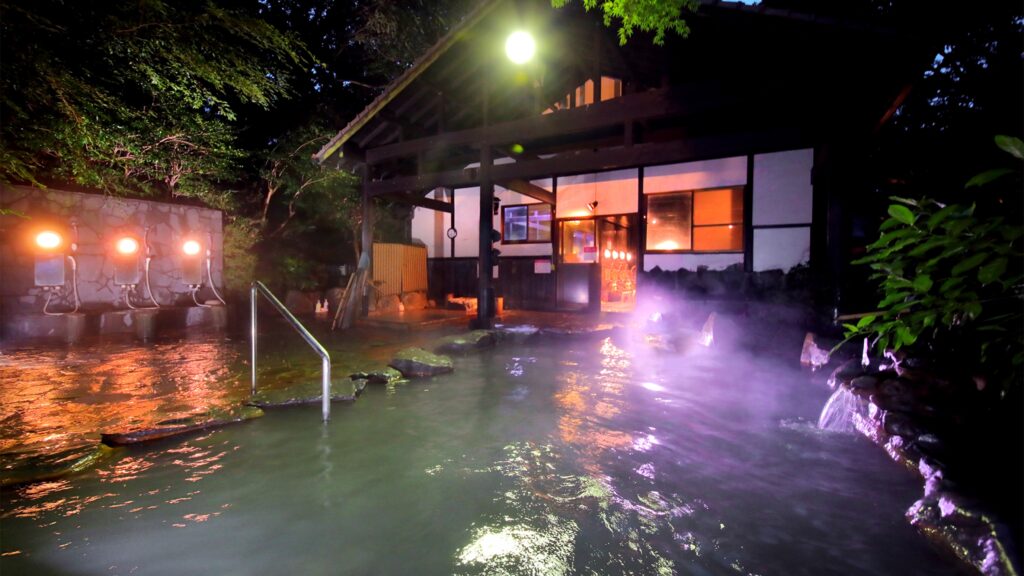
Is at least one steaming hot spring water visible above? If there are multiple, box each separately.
[0,321,967,575]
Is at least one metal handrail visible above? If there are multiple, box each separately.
[251,281,332,422]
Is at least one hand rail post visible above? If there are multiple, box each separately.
[322,357,331,423]
[250,284,258,397]
[250,281,332,422]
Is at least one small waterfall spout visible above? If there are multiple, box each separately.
[817,387,867,433]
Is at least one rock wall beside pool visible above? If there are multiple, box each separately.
[0,184,224,329]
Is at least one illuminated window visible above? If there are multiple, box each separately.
[543,76,623,114]
[502,204,552,243]
[645,187,743,252]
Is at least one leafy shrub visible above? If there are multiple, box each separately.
[844,136,1023,395]
[221,217,261,296]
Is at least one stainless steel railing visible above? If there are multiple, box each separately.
[251,281,332,422]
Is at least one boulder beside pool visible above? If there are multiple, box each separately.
[1,444,115,487]
[350,367,405,385]
[100,406,264,446]
[389,347,453,378]
[433,330,496,354]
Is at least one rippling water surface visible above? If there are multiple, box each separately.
[1,331,966,575]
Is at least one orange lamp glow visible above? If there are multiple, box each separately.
[35,230,62,250]
[182,240,201,256]
[604,249,611,259]
[116,237,139,255]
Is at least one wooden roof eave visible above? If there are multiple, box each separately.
[313,0,505,166]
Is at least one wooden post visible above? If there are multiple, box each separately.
[360,165,374,316]
[477,143,494,327]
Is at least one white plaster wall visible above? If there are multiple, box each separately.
[644,157,747,194]
[410,190,448,258]
[413,182,557,259]
[752,227,810,272]
[557,169,638,218]
[752,149,813,226]
[643,253,744,272]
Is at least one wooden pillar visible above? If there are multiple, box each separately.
[361,167,374,265]
[476,143,494,327]
[743,154,755,273]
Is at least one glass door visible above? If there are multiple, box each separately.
[598,215,637,313]
[557,219,598,309]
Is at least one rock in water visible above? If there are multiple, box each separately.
[389,347,453,378]
[800,332,830,369]
[434,330,496,354]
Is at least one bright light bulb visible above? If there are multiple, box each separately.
[35,231,62,250]
[116,237,139,255]
[604,249,611,258]
[505,31,535,64]
[613,250,620,260]
[626,252,633,261]
[182,240,201,256]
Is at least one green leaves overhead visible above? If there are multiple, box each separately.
[0,0,308,202]
[552,0,699,45]
[887,203,916,226]
[995,134,1024,160]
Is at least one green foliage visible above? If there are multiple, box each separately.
[258,121,361,241]
[552,0,699,45]
[844,136,1024,394]
[353,0,475,78]
[221,217,261,295]
[278,256,320,292]
[0,0,306,203]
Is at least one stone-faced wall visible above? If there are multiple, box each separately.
[0,185,223,322]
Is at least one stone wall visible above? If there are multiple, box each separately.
[0,185,223,327]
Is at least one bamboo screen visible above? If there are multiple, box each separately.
[372,243,428,296]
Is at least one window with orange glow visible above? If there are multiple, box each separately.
[645,187,744,252]
[543,76,623,114]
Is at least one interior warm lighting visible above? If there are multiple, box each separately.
[35,230,62,250]
[505,31,535,64]
[116,237,139,255]
[182,239,202,256]
[626,252,632,261]
[604,249,611,259]
[655,240,679,250]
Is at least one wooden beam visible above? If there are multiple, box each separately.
[500,179,555,205]
[384,192,453,213]
[367,127,807,197]
[365,87,735,165]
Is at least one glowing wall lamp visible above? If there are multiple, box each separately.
[505,31,535,64]
[31,222,80,315]
[113,233,142,286]
[181,234,227,307]
[33,229,65,287]
[180,237,204,287]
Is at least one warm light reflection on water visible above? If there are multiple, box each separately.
[0,338,246,475]
[0,326,969,576]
